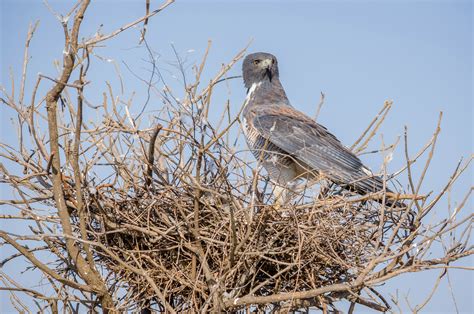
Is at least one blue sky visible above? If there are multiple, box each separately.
[1,0,472,313]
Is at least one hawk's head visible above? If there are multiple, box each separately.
[242,52,279,89]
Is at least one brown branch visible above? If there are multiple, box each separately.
[138,0,151,44]
[71,48,96,272]
[225,283,351,308]
[19,21,40,106]
[145,124,163,187]
[0,231,93,292]
[84,0,175,47]
[351,100,391,151]
[43,0,114,310]
[313,91,325,122]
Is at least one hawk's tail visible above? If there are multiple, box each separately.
[351,173,404,208]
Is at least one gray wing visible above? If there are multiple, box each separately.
[251,106,382,191]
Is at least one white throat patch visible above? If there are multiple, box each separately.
[244,82,262,106]
[242,82,262,136]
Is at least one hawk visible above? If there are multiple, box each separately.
[241,52,395,205]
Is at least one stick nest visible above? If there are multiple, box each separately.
[61,118,411,311]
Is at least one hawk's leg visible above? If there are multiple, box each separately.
[272,181,299,208]
[263,159,299,208]
[273,185,287,208]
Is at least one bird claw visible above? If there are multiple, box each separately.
[272,202,282,211]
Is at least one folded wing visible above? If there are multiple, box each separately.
[251,105,385,193]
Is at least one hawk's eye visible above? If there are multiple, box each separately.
[253,59,261,65]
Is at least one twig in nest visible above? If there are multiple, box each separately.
[145,124,163,187]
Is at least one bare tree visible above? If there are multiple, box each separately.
[0,1,472,313]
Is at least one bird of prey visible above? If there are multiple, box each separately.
[241,52,394,205]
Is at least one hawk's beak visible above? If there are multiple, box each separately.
[265,68,273,82]
[261,58,273,81]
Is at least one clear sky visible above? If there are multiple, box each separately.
[1,0,472,313]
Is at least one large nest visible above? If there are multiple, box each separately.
[59,97,414,311]
[80,184,394,309]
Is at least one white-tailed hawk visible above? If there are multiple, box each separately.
[241,52,396,205]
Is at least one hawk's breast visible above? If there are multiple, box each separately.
[243,115,296,182]
[242,81,299,183]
